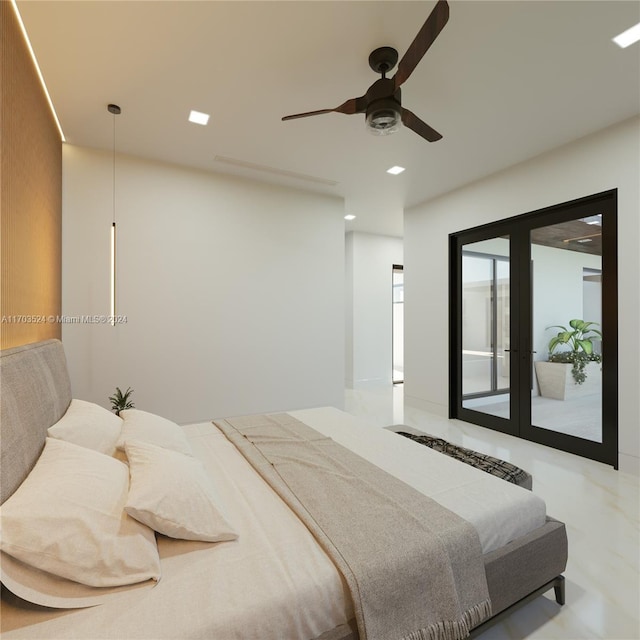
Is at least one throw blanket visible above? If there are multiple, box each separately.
[214,413,491,640]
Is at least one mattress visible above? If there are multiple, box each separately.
[289,407,547,553]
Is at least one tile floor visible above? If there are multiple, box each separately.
[464,394,602,443]
[343,385,640,640]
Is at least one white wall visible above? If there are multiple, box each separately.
[62,145,345,424]
[345,232,403,387]
[405,116,640,474]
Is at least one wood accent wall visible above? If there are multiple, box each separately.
[1,1,62,349]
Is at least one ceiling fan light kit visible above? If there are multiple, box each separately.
[282,0,450,143]
[366,102,401,135]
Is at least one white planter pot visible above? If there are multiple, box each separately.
[534,361,602,400]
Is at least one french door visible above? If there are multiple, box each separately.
[449,190,618,468]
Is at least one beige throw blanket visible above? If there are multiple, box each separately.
[214,413,491,640]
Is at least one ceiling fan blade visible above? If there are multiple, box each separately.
[393,0,450,90]
[282,109,335,121]
[282,97,364,121]
[401,108,442,142]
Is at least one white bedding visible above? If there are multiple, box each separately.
[1,421,353,639]
[2,408,547,639]
[289,407,547,554]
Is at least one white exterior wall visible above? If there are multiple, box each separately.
[405,117,640,474]
[531,245,602,365]
[62,145,345,424]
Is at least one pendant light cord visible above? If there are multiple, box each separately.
[107,103,121,223]
[112,112,116,225]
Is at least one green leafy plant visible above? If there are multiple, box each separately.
[109,386,135,416]
[547,319,602,385]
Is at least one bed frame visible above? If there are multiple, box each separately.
[0,339,567,639]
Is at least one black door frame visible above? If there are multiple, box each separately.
[449,189,618,468]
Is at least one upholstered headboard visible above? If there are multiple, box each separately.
[0,339,71,503]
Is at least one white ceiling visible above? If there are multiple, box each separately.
[17,0,640,237]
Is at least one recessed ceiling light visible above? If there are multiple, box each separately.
[613,22,640,48]
[188,110,210,125]
[344,214,356,221]
[387,166,405,175]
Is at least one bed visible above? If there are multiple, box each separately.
[0,339,567,640]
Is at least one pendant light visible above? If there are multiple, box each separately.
[108,103,121,326]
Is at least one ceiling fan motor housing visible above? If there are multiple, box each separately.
[364,79,402,135]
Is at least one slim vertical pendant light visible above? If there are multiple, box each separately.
[108,104,121,326]
[110,220,116,320]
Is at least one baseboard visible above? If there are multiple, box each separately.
[618,452,640,476]
[348,377,392,389]
[403,394,449,417]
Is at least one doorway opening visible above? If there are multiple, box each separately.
[392,265,404,384]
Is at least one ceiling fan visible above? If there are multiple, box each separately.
[282,0,450,142]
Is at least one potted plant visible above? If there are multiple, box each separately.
[109,386,135,416]
[547,319,602,384]
[535,319,602,400]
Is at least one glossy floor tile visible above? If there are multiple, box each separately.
[343,385,640,640]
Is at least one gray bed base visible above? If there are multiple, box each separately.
[0,339,567,638]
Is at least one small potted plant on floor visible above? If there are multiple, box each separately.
[535,319,602,400]
[109,386,135,416]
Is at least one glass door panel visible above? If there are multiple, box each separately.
[530,217,603,442]
[461,238,510,419]
[496,259,511,392]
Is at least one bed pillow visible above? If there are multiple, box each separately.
[118,409,193,456]
[0,438,161,588]
[124,439,238,542]
[47,398,122,455]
